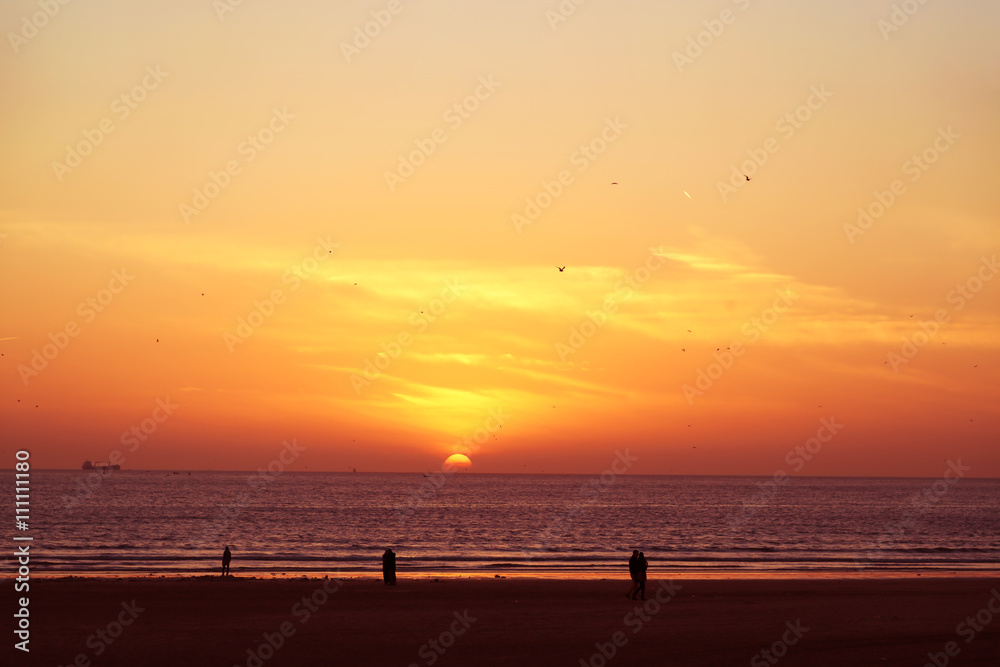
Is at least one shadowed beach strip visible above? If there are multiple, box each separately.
[19,576,1000,666]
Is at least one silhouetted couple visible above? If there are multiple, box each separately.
[382,548,396,585]
[626,550,647,600]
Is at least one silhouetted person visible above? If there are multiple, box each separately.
[625,550,639,599]
[382,548,396,586]
[222,546,232,577]
[633,552,648,600]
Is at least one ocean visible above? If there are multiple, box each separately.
[7,470,999,577]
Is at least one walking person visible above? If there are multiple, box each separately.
[222,545,232,577]
[382,548,396,585]
[625,550,639,599]
[632,551,648,600]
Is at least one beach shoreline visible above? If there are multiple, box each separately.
[11,574,1000,666]
[19,567,1000,580]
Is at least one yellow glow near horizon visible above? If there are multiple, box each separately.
[445,454,472,470]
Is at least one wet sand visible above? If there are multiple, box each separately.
[13,576,1000,666]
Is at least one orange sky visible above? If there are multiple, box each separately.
[1,0,998,475]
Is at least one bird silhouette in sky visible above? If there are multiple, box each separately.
[611,182,618,185]
[744,174,751,181]
[557,266,565,272]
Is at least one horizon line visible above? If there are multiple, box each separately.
[22,468,1000,481]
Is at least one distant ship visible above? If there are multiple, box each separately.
[82,460,120,473]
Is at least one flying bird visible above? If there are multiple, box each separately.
[557,266,565,272]
[611,182,618,185]
[744,174,751,181]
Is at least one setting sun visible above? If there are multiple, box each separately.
[444,453,472,470]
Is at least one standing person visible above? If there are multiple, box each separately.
[632,551,648,600]
[625,550,639,599]
[222,546,232,577]
[382,548,396,586]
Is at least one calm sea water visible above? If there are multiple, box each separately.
[5,471,999,576]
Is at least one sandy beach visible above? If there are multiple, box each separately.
[10,575,999,666]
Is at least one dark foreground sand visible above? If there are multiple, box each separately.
[10,576,1000,666]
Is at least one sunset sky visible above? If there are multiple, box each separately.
[1,0,997,475]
